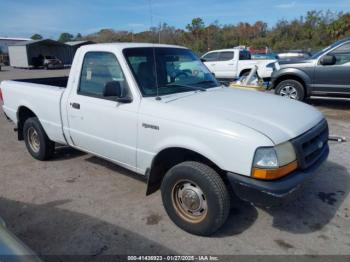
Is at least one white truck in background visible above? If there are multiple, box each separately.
[201,48,279,81]
[1,43,328,236]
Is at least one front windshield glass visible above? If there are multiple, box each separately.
[311,45,333,59]
[123,47,220,97]
[311,39,345,59]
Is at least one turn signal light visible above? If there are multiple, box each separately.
[252,161,298,180]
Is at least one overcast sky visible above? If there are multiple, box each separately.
[1,0,350,38]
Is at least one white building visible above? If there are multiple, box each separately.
[0,37,31,54]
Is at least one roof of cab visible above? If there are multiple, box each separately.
[79,42,187,52]
[202,48,242,55]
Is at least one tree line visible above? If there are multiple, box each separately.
[31,10,350,54]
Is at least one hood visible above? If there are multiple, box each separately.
[278,58,314,66]
[161,88,324,144]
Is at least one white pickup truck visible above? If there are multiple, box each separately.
[201,48,278,81]
[1,43,329,236]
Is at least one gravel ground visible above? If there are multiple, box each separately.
[0,67,349,258]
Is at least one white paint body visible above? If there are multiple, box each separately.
[202,48,278,79]
[1,43,324,177]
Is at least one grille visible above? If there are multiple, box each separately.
[291,119,329,169]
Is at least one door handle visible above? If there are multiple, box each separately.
[70,102,80,109]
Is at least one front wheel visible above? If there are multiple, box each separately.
[275,79,305,101]
[161,161,230,236]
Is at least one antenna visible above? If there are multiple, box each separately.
[148,0,161,100]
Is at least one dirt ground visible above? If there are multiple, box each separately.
[0,67,349,258]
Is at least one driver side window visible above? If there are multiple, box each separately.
[78,52,129,98]
[202,52,219,62]
[328,43,350,65]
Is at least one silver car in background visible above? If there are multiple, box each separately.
[43,56,64,70]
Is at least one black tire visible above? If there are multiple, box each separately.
[23,117,55,160]
[161,161,230,236]
[275,79,305,101]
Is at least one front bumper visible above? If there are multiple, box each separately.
[227,145,329,206]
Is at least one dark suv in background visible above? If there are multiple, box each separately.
[271,38,350,101]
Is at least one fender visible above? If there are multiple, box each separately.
[16,103,40,140]
[145,145,222,196]
[143,124,273,195]
[271,68,312,96]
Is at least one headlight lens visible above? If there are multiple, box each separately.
[253,142,296,168]
[253,147,278,168]
[252,142,297,180]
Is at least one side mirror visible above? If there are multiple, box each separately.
[116,96,132,103]
[320,54,336,66]
[104,81,122,97]
[103,81,132,103]
[200,58,206,62]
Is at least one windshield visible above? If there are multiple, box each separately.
[311,46,332,59]
[123,47,220,97]
[311,39,347,59]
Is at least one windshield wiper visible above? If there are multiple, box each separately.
[165,83,207,92]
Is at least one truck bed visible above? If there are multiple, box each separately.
[1,78,67,144]
[15,77,68,88]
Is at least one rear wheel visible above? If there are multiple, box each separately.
[161,161,230,236]
[23,117,55,160]
[275,79,305,101]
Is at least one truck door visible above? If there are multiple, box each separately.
[213,51,236,79]
[66,51,138,170]
[202,51,219,75]
[314,43,350,93]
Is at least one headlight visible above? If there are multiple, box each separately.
[252,142,297,180]
[253,147,278,168]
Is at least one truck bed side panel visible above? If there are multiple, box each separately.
[1,81,66,144]
[15,77,68,88]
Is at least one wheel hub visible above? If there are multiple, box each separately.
[28,127,40,153]
[181,189,200,210]
[172,180,207,223]
[280,85,298,99]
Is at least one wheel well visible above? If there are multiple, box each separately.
[239,69,251,77]
[17,106,37,140]
[146,148,225,195]
[274,75,306,91]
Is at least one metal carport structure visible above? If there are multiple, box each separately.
[65,40,94,61]
[8,39,71,68]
